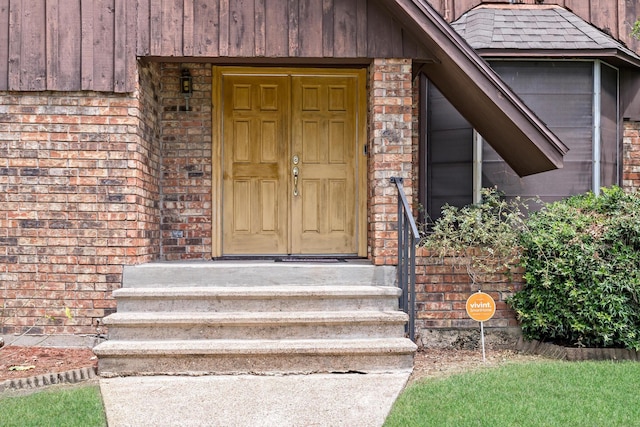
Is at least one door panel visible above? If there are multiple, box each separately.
[222,75,289,254]
[291,75,357,254]
[219,69,361,256]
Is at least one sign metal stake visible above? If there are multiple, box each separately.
[480,321,486,363]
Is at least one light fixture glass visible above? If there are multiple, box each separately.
[180,68,193,110]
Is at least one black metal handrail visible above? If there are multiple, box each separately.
[390,177,419,342]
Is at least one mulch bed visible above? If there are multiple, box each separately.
[0,346,97,383]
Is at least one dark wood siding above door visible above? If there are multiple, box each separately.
[0,0,137,93]
[0,0,434,93]
[137,0,433,60]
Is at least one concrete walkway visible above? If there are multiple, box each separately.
[100,370,411,427]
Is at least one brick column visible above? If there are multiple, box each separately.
[623,121,640,192]
[159,63,213,260]
[368,59,414,265]
[0,61,162,336]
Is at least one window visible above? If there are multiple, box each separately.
[422,60,621,220]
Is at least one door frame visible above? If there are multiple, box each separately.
[212,66,368,258]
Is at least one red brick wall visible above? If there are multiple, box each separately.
[135,62,163,262]
[368,59,414,265]
[623,121,640,192]
[415,247,522,329]
[0,61,162,336]
[414,247,525,348]
[158,64,213,260]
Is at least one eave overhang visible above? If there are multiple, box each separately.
[378,0,568,177]
[476,49,640,69]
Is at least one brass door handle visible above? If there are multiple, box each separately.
[292,166,299,196]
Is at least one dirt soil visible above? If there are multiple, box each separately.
[408,348,543,384]
[0,345,541,385]
[0,346,97,383]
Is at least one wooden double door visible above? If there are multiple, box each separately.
[215,68,366,256]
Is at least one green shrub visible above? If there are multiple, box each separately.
[510,187,640,350]
[632,19,640,40]
[421,187,528,287]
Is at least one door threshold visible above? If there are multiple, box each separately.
[214,256,365,264]
[275,257,346,263]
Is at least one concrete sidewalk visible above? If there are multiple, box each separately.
[100,370,411,427]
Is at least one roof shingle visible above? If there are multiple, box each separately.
[451,4,640,62]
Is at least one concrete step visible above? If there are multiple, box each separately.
[122,262,397,287]
[96,261,415,377]
[113,285,402,313]
[103,311,409,340]
[94,338,417,376]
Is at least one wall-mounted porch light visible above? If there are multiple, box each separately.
[180,68,193,111]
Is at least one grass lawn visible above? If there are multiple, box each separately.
[385,361,640,427]
[0,384,106,427]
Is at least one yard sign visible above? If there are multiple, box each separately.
[466,291,496,362]
[466,291,496,322]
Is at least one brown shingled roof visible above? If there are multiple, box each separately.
[452,4,640,67]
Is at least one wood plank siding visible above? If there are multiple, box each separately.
[0,0,434,92]
[136,0,432,60]
[430,0,640,54]
[1,0,637,93]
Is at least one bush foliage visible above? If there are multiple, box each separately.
[510,187,640,350]
[633,19,640,40]
[421,187,528,287]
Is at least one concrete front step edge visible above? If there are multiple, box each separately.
[123,263,397,287]
[94,338,417,356]
[104,311,409,340]
[102,311,409,326]
[112,286,402,313]
[112,285,402,298]
[95,338,417,376]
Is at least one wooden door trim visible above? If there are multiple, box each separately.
[212,66,368,258]
[355,68,367,258]
[212,66,223,257]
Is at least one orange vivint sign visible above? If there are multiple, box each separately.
[466,292,496,322]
